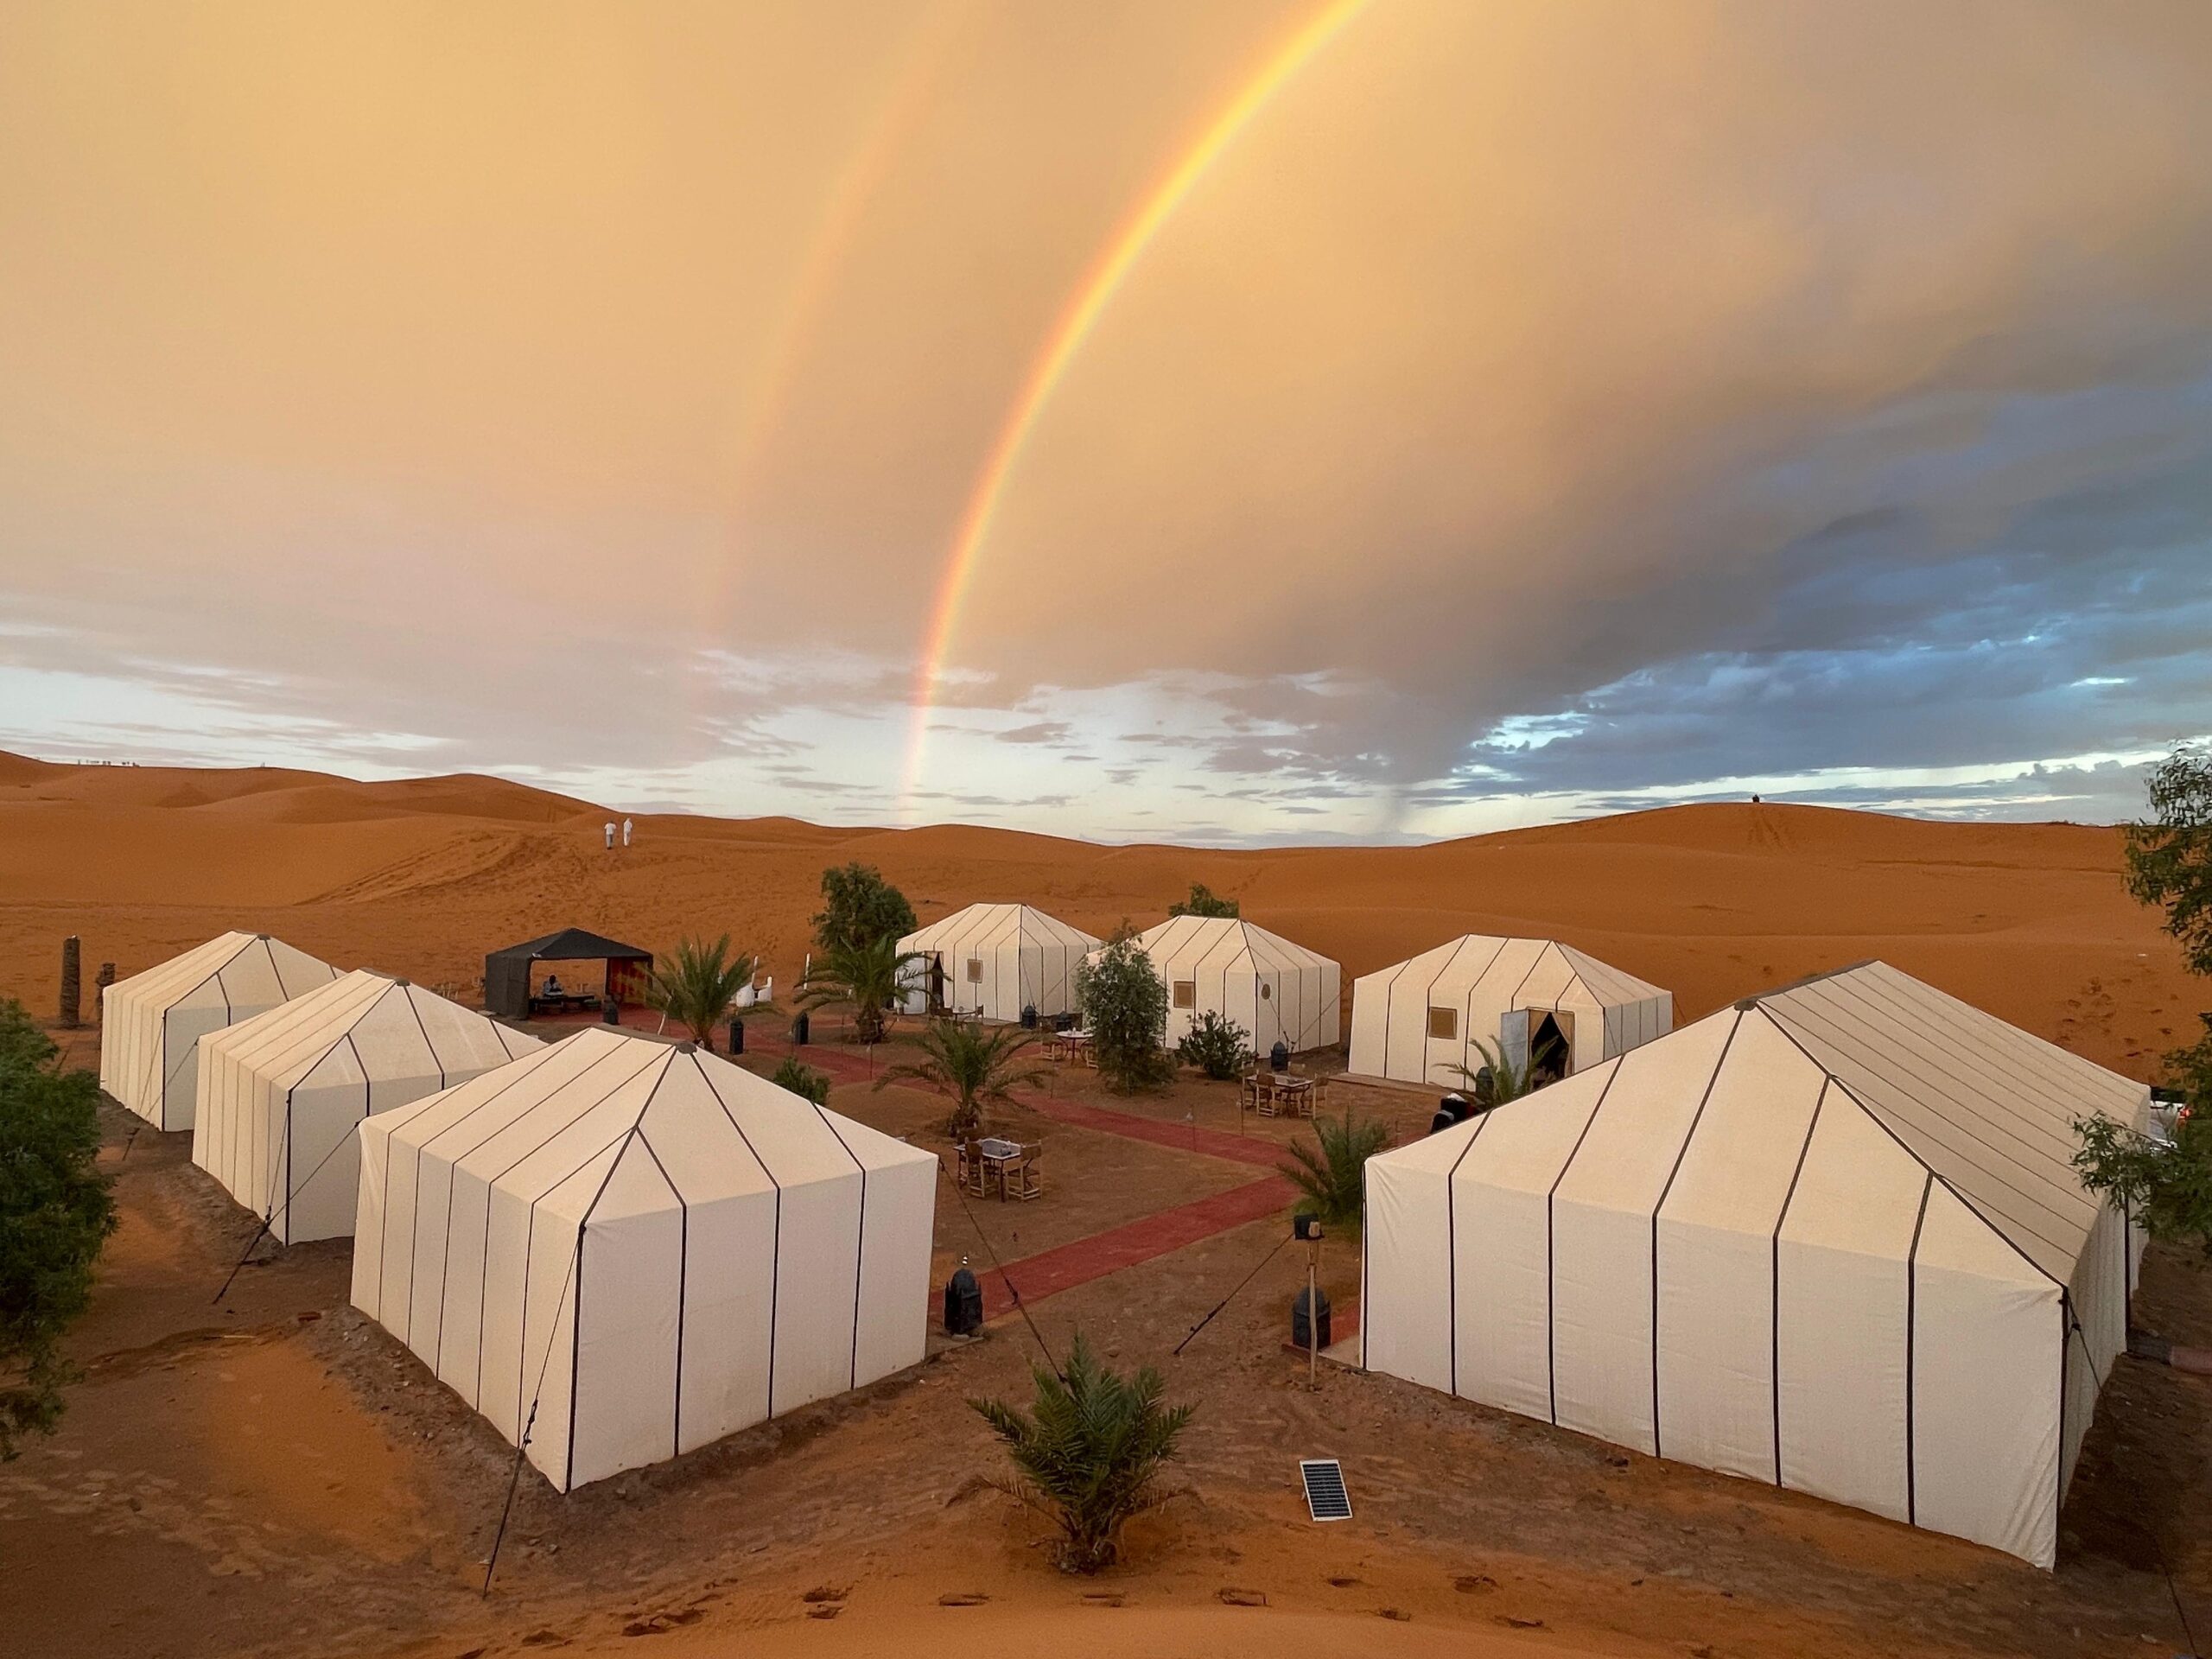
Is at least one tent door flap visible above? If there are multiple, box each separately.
[1497,1008,1531,1077]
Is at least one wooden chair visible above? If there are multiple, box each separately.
[1002,1142,1043,1202]
[957,1141,992,1198]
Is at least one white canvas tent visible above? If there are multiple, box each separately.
[99,931,339,1131]
[1349,935,1671,1085]
[353,1027,938,1493]
[1114,916,1341,1055]
[1361,961,2149,1568]
[897,903,1100,1021]
[194,971,540,1244]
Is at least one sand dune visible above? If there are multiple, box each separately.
[0,751,2190,1076]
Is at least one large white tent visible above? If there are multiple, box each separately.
[897,902,1100,1021]
[1349,935,1672,1085]
[1361,961,2148,1568]
[353,1027,938,1493]
[99,931,339,1131]
[194,971,540,1244]
[1114,916,1341,1055]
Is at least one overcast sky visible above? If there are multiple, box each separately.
[3,2,2208,842]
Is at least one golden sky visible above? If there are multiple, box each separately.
[3,3,2209,838]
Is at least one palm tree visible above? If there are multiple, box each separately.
[644,935,756,1052]
[877,1019,1046,1140]
[1280,1109,1391,1232]
[1446,1033,1559,1105]
[796,934,920,1045]
[970,1332,1192,1573]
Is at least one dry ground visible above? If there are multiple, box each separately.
[1,1022,2208,1659]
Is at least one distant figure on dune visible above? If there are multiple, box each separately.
[603,821,615,850]
[622,817,633,848]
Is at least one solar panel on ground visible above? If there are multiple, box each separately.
[1300,1459,1351,1521]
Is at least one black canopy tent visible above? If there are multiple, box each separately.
[484,928,654,1020]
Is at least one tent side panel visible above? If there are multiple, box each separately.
[674,1189,779,1454]
[768,1172,865,1414]
[519,1211,582,1494]
[2063,1198,2127,1499]
[569,1154,684,1488]
[1360,1154,1455,1393]
[851,1156,936,1388]
[1452,1177,1556,1419]
[434,1168,497,1402]
[1910,1186,2063,1568]
[353,1116,396,1318]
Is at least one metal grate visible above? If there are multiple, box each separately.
[1299,1459,1351,1522]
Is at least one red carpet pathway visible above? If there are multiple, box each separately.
[745,1031,1307,1317]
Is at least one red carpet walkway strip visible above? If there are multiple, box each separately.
[744,1033,1305,1314]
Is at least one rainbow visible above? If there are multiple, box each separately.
[899,0,1372,811]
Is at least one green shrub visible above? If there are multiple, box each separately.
[0,999,118,1459]
[1280,1109,1391,1233]
[971,1332,1192,1573]
[1175,1010,1251,1080]
[1166,882,1238,918]
[771,1057,831,1108]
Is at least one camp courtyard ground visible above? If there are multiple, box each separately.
[4,1012,2211,1659]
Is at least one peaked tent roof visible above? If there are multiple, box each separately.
[207,968,539,1090]
[1354,934,1666,1008]
[487,927,653,963]
[108,929,334,1009]
[1125,914,1334,972]
[1748,959,2145,1284]
[902,902,1099,953]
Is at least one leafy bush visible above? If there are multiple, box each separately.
[1166,882,1239,919]
[971,1332,1192,1573]
[1280,1109,1391,1232]
[1176,1009,1251,1080]
[645,936,757,1051]
[2075,1109,2212,1256]
[2086,745,2212,1255]
[771,1057,831,1108]
[1075,928,1175,1092]
[812,862,918,956]
[1446,1033,1560,1107]
[0,999,118,1459]
[878,1019,1045,1141]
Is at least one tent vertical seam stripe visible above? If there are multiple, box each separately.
[1904,1173,1934,1528]
[632,1133,688,1458]
[802,1099,871,1391]
[1769,1082,1830,1487]
[1649,1010,1745,1461]
[690,1054,785,1419]
[567,1127,644,1492]
[1444,1110,1492,1400]
[1546,1057,1625,1426]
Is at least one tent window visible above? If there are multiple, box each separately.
[966,957,984,983]
[1427,1007,1457,1041]
[1173,980,1197,1010]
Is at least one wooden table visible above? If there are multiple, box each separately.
[1251,1073,1319,1118]
[978,1136,1023,1199]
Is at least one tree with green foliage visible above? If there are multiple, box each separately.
[2075,746,2212,1255]
[1280,1109,1391,1232]
[1166,882,1239,919]
[877,1019,1046,1141]
[1175,1009,1251,1080]
[0,998,118,1459]
[1074,927,1175,1091]
[970,1332,1192,1573]
[644,935,757,1052]
[770,1056,831,1109]
[812,862,918,956]
[797,934,921,1045]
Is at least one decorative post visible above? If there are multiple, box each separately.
[59,935,81,1028]
[94,963,116,1022]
